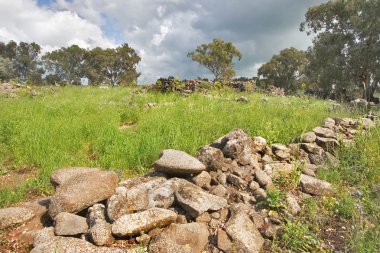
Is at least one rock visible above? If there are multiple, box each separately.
[87,204,106,227]
[300,174,333,196]
[136,233,151,246]
[107,177,165,222]
[302,167,316,177]
[153,149,206,175]
[261,224,282,239]
[267,163,294,179]
[350,98,368,108]
[301,143,324,155]
[271,144,291,161]
[149,223,209,253]
[192,171,212,189]
[324,118,336,129]
[227,174,247,189]
[211,184,228,197]
[249,181,260,191]
[112,208,177,237]
[54,212,88,236]
[217,229,232,252]
[0,207,35,229]
[226,205,264,253]
[315,137,339,153]
[175,184,227,218]
[285,193,301,215]
[359,118,375,129]
[254,169,272,187]
[48,170,118,218]
[252,136,269,154]
[88,222,114,246]
[222,129,255,165]
[313,126,336,139]
[302,132,317,143]
[196,212,211,223]
[324,152,340,166]
[308,153,325,166]
[147,182,176,209]
[196,146,227,171]
[31,227,123,253]
[252,188,267,201]
[50,167,102,188]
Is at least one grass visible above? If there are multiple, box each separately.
[0,86,356,206]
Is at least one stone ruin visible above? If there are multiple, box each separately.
[0,115,377,252]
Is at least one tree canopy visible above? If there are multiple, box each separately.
[258,47,307,93]
[187,38,242,81]
[300,0,380,100]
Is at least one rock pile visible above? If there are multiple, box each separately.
[264,85,285,96]
[0,116,376,252]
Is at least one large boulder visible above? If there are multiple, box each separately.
[300,174,333,196]
[111,208,177,237]
[48,170,118,218]
[149,223,209,253]
[226,205,264,253]
[54,212,88,236]
[175,184,227,218]
[152,149,206,175]
[0,207,35,229]
[50,167,102,188]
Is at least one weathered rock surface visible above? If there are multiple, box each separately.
[285,193,301,215]
[313,126,336,139]
[226,205,264,253]
[175,184,227,218]
[302,132,317,143]
[149,222,209,253]
[300,174,333,196]
[50,167,102,188]
[48,170,118,218]
[222,129,255,165]
[31,227,123,253]
[191,171,212,189]
[111,208,177,237]
[324,118,336,129]
[316,137,340,153]
[196,146,227,171]
[54,212,88,236]
[301,143,324,155]
[153,149,206,175]
[0,207,35,229]
[88,222,114,246]
[254,169,272,187]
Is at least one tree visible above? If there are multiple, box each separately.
[187,38,242,81]
[42,45,87,85]
[0,56,15,81]
[300,0,380,101]
[86,44,141,86]
[258,47,308,93]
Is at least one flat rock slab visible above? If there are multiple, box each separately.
[313,126,336,139]
[302,132,317,143]
[300,174,333,196]
[226,206,264,253]
[112,208,177,237]
[54,212,88,236]
[50,167,102,188]
[175,185,227,218]
[149,222,209,253]
[153,149,206,175]
[49,170,118,218]
[0,207,35,229]
[31,227,124,253]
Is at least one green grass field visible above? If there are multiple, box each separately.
[0,86,357,206]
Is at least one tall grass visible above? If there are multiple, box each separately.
[0,86,354,206]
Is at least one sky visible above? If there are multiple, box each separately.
[0,0,326,83]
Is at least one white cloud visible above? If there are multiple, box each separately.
[0,0,115,49]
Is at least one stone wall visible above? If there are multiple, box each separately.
[0,114,377,253]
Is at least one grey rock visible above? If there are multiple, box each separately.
[50,167,102,188]
[302,132,317,143]
[267,163,294,179]
[359,118,375,129]
[87,204,106,227]
[300,174,333,196]
[149,223,209,253]
[0,207,35,229]
[313,126,336,139]
[254,169,272,187]
[252,188,267,201]
[249,181,260,191]
[175,184,227,218]
[54,212,88,236]
[301,143,324,155]
[324,118,336,129]
[88,222,114,246]
[252,136,269,154]
[192,171,212,189]
[285,193,301,215]
[227,173,247,189]
[153,149,206,175]
[112,208,177,237]
[48,170,118,218]
[217,229,232,252]
[211,184,228,197]
[226,205,264,253]
[315,137,339,153]
[196,146,227,171]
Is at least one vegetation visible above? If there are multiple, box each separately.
[0,86,354,207]
[187,38,242,81]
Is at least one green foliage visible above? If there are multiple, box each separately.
[279,220,321,252]
[273,162,303,191]
[301,0,380,100]
[262,188,286,209]
[187,38,242,81]
[258,47,308,94]
[213,81,223,89]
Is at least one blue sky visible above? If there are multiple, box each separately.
[0,0,327,83]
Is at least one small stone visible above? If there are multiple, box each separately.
[249,181,260,191]
[196,212,211,223]
[88,222,114,246]
[152,149,206,175]
[254,169,272,187]
[0,207,35,229]
[211,184,228,197]
[285,193,301,215]
[227,174,247,189]
[217,229,232,251]
[192,171,212,189]
[301,143,324,155]
[211,212,221,219]
[54,212,88,236]
[253,188,267,201]
[313,126,336,139]
[302,132,317,143]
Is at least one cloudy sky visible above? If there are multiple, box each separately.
[0,0,326,83]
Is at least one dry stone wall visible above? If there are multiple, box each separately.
[0,114,377,253]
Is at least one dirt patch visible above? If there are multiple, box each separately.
[0,167,38,191]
